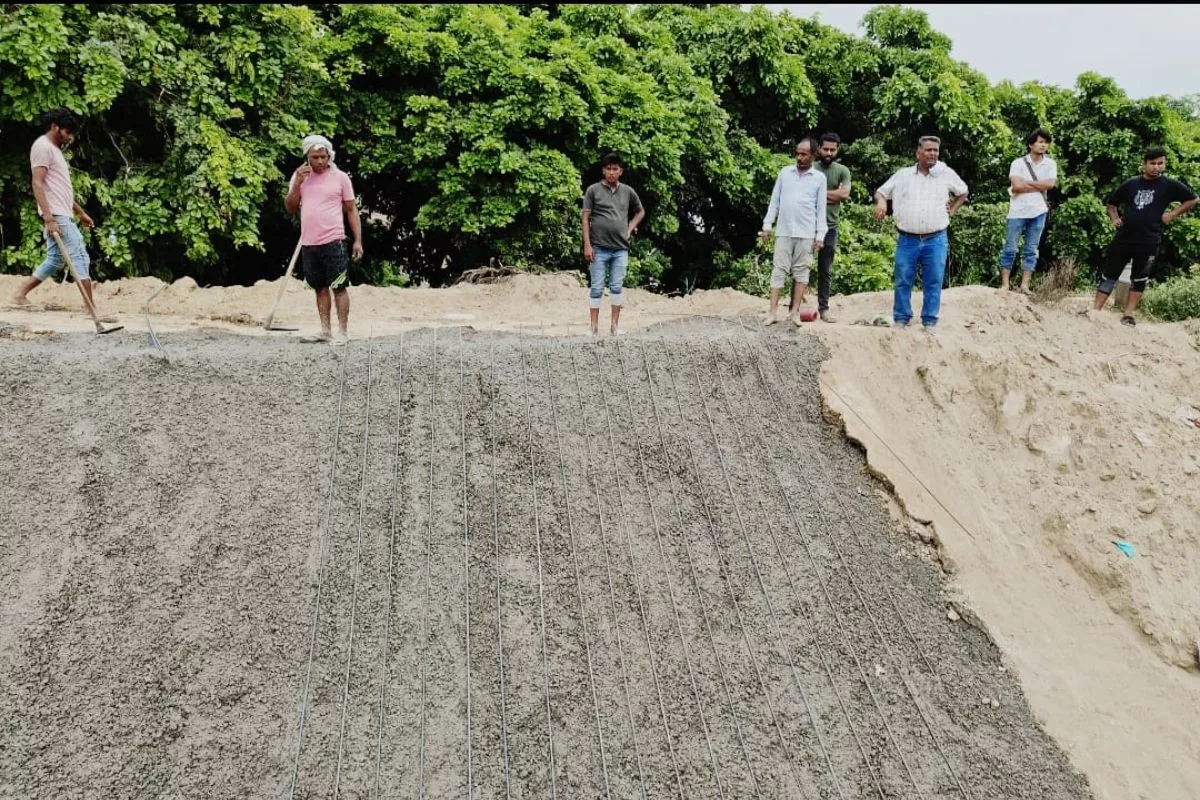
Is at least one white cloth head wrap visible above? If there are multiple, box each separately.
[302,134,335,162]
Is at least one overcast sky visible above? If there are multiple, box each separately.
[762,4,1198,101]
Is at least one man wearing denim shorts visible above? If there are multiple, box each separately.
[285,134,363,345]
[582,152,645,336]
[9,108,111,320]
[760,137,827,326]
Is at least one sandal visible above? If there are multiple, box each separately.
[1120,315,1136,327]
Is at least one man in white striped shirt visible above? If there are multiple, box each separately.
[760,137,827,326]
[874,135,969,332]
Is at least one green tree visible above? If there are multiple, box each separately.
[2,3,1198,293]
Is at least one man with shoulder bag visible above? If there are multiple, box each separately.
[999,127,1057,294]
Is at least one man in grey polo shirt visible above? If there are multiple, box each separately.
[582,152,645,336]
[760,137,827,326]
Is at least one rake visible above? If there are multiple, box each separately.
[264,239,302,331]
[51,231,123,335]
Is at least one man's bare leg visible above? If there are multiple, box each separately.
[791,281,809,315]
[1092,290,1110,311]
[1019,269,1033,293]
[999,267,1012,292]
[315,287,333,339]
[765,287,782,324]
[9,276,43,306]
[79,279,106,317]
[333,288,349,337]
[610,304,622,335]
[589,307,600,334]
[1124,290,1143,316]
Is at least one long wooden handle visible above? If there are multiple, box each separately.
[264,238,302,329]
[51,230,103,330]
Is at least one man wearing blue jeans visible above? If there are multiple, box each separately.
[9,108,112,321]
[582,152,645,336]
[874,136,969,332]
[999,128,1057,293]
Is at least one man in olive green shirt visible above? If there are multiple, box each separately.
[812,132,852,322]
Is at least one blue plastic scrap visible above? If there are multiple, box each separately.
[1112,540,1136,558]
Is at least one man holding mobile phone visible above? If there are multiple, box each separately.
[284,134,363,345]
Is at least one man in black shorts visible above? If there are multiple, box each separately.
[1091,147,1197,325]
[285,134,363,344]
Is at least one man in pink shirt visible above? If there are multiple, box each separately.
[9,109,111,320]
[285,135,363,345]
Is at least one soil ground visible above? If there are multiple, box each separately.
[1,315,1089,798]
[3,270,1199,799]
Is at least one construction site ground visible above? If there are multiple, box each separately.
[2,272,1199,799]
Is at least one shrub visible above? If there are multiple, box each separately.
[946,201,1006,286]
[1045,194,1111,272]
[625,242,671,289]
[1141,266,1200,321]
[831,204,894,295]
[713,243,773,298]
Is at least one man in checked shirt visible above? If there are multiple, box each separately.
[873,135,969,334]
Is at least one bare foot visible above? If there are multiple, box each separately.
[300,331,333,343]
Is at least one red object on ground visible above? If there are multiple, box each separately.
[799,309,819,322]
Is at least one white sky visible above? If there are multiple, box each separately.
[762,4,1199,101]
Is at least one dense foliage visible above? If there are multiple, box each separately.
[2,3,1198,294]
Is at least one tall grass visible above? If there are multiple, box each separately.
[1033,257,1082,303]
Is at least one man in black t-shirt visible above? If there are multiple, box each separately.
[1090,147,1198,325]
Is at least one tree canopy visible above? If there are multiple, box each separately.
[2,3,1198,290]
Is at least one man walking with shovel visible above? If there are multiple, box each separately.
[9,108,116,325]
[285,134,363,345]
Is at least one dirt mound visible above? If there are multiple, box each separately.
[1,272,764,337]
[813,285,1200,799]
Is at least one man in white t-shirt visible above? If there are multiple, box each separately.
[999,128,1057,294]
[9,108,110,319]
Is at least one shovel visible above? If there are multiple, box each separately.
[51,230,123,335]
[263,239,302,331]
